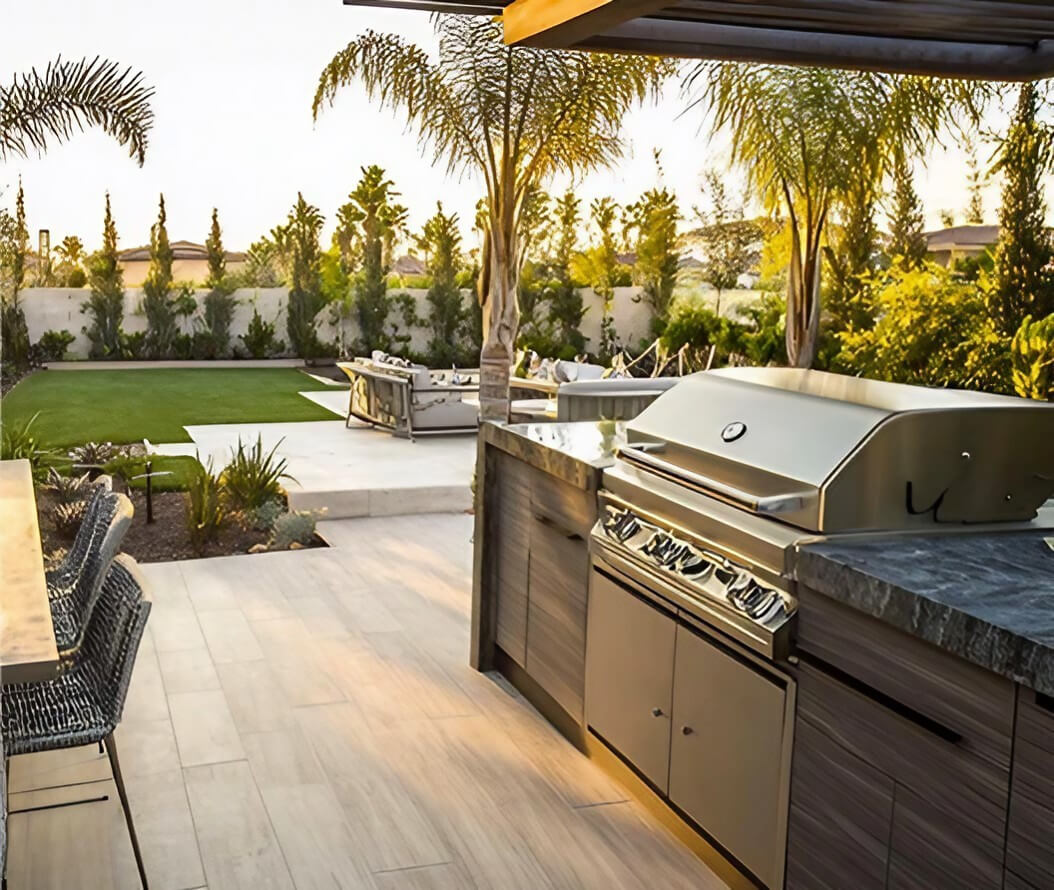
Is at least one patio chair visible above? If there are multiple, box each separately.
[44,475,114,606]
[46,490,134,659]
[2,554,153,889]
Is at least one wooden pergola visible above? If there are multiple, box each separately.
[345,0,1054,79]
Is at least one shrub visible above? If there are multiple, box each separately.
[1011,313,1054,400]
[837,265,1010,392]
[52,500,88,537]
[271,509,321,549]
[68,441,122,471]
[186,458,226,555]
[246,498,284,532]
[36,329,76,362]
[1,412,51,479]
[222,435,294,511]
[118,330,147,360]
[1,299,31,370]
[43,467,92,505]
[241,306,283,358]
[202,288,238,357]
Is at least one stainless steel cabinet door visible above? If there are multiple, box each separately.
[669,625,789,890]
[585,568,676,793]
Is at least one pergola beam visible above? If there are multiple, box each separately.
[503,0,668,47]
[578,20,1054,79]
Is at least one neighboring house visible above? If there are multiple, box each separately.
[118,240,247,286]
[391,254,427,277]
[925,225,999,267]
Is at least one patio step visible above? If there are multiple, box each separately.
[289,483,472,520]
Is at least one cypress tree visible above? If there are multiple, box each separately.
[203,208,237,357]
[83,193,124,357]
[990,82,1054,335]
[1,179,31,369]
[142,193,178,357]
[888,155,928,271]
[205,207,226,288]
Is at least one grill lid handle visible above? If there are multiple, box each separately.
[619,443,815,517]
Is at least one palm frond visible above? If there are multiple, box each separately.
[0,56,154,165]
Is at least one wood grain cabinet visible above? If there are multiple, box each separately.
[492,452,532,665]
[1005,688,1054,889]
[786,589,1017,890]
[525,513,590,720]
[487,449,597,721]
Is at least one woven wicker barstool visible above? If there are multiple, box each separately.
[46,489,133,659]
[2,553,153,889]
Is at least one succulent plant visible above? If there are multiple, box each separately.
[52,500,88,537]
[271,509,322,550]
[43,467,92,505]
[247,498,285,532]
[68,441,123,468]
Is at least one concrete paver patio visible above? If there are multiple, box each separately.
[153,416,476,518]
[4,514,724,890]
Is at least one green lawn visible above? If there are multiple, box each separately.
[1,368,340,447]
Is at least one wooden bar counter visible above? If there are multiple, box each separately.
[1,459,59,685]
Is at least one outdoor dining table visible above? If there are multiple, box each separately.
[0,459,60,685]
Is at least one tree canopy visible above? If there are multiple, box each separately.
[1,56,153,165]
[314,15,671,417]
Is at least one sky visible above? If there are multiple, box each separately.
[3,0,1041,256]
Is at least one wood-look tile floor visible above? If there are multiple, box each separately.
[5,514,726,890]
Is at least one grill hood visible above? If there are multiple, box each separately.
[620,368,1054,533]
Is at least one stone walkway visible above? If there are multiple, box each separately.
[4,515,724,890]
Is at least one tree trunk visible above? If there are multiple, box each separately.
[478,160,524,423]
[478,210,520,423]
[785,219,823,368]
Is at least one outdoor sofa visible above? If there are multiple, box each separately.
[338,354,480,440]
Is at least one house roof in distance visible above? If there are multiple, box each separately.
[392,254,427,276]
[925,225,1000,251]
[343,0,1054,80]
[118,240,247,263]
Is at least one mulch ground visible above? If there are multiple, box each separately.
[37,484,325,564]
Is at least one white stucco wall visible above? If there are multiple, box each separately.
[19,284,656,360]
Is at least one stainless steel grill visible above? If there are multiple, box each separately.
[591,368,1054,660]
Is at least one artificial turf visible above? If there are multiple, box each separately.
[1,367,339,447]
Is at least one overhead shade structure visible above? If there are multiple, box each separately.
[344,0,1054,79]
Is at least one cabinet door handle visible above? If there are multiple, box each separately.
[651,707,664,717]
[681,726,694,736]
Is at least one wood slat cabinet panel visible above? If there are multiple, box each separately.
[797,588,1015,771]
[1005,688,1054,888]
[785,718,893,890]
[1004,869,1040,889]
[886,783,1002,889]
[585,569,676,793]
[493,451,532,665]
[790,660,1008,890]
[531,469,596,540]
[525,515,590,721]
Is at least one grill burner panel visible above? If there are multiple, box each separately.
[594,497,797,658]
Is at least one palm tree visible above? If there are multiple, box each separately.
[686,63,986,367]
[1,56,154,165]
[314,16,671,419]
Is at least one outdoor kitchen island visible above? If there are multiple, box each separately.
[471,371,1054,890]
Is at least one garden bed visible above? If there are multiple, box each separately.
[36,484,326,564]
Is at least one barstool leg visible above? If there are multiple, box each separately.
[104,734,148,890]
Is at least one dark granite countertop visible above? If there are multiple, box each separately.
[480,420,626,490]
[796,532,1054,695]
